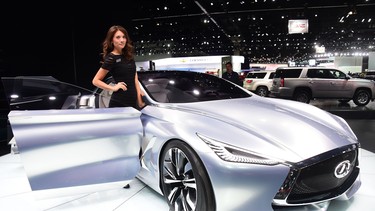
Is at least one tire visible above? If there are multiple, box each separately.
[255,86,268,97]
[353,89,371,106]
[293,90,311,104]
[160,140,215,211]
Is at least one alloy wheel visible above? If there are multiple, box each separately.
[162,147,197,211]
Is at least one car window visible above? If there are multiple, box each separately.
[2,77,97,110]
[138,71,251,103]
[269,72,275,79]
[323,69,337,79]
[307,69,333,79]
[246,72,267,79]
[306,69,347,79]
[274,69,302,78]
[307,69,319,78]
[332,69,347,79]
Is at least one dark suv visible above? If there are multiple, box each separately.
[270,67,375,106]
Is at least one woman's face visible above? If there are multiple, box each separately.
[112,30,127,51]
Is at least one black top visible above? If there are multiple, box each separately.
[102,53,137,108]
[222,71,241,86]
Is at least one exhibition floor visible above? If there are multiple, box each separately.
[0,149,374,211]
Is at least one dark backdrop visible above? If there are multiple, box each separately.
[0,4,136,149]
[1,5,136,88]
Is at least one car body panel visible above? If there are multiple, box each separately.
[135,97,360,210]
[142,98,356,162]
[136,105,292,211]
[7,108,142,191]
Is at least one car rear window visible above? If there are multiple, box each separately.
[246,72,267,78]
[274,69,302,78]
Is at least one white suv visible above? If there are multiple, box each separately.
[270,67,375,106]
[243,70,275,97]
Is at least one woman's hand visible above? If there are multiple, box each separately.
[113,82,127,91]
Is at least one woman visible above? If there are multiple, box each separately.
[92,25,144,109]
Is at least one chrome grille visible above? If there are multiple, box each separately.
[274,144,360,205]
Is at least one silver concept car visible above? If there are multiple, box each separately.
[2,71,361,211]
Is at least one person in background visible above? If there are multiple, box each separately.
[92,25,144,109]
[222,62,241,86]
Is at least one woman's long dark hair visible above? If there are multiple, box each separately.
[101,25,134,62]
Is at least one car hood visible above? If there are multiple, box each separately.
[163,96,358,162]
[349,77,375,82]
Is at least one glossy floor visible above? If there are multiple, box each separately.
[0,149,374,211]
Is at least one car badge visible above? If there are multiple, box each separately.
[334,160,351,178]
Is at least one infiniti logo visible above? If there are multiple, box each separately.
[334,160,352,178]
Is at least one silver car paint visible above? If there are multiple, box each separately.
[136,93,360,211]
[5,76,361,211]
[8,108,142,191]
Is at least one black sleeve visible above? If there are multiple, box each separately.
[101,54,115,70]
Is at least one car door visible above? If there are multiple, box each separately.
[308,68,351,98]
[1,76,142,193]
[317,69,352,98]
[327,69,353,98]
[306,68,331,97]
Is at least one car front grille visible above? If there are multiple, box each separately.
[274,144,360,205]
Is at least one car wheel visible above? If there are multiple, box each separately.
[256,86,268,97]
[160,140,215,211]
[353,89,370,106]
[293,90,311,104]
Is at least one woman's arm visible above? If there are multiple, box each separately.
[92,68,127,91]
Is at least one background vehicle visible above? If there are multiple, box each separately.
[2,71,361,211]
[243,70,275,97]
[362,70,375,81]
[238,69,251,81]
[270,67,375,106]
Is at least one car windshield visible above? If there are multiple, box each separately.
[138,71,251,103]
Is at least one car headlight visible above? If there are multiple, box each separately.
[197,133,284,165]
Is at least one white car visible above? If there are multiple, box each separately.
[2,72,361,211]
[243,70,275,97]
